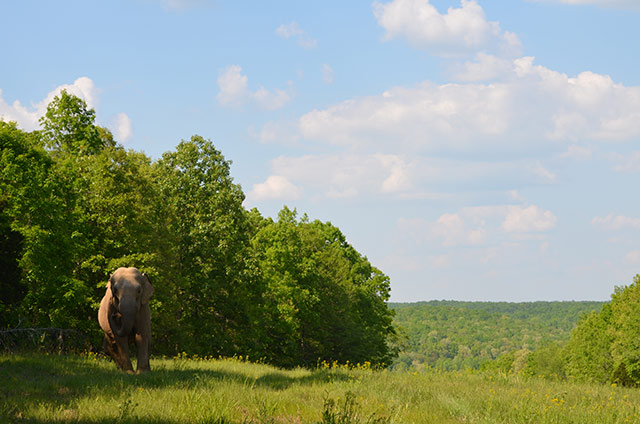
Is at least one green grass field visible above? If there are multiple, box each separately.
[2,353,639,423]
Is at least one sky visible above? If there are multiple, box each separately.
[2,0,639,302]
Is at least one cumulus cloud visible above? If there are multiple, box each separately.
[609,151,640,172]
[275,22,317,49]
[253,153,423,201]
[592,213,640,230]
[452,52,514,82]
[247,175,302,202]
[502,205,558,232]
[0,77,98,131]
[248,151,566,202]
[217,65,248,106]
[430,213,488,246]
[558,144,594,160]
[373,0,521,56]
[113,112,133,142]
[398,204,556,247]
[217,65,293,110]
[295,56,640,152]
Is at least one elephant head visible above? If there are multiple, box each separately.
[107,267,154,338]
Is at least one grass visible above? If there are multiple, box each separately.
[2,353,640,423]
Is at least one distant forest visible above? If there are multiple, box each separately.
[389,300,604,371]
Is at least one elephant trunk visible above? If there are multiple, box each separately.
[109,298,136,338]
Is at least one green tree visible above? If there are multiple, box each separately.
[0,92,159,340]
[609,275,640,385]
[563,275,640,386]
[38,89,112,155]
[154,135,260,356]
[563,306,613,384]
[251,207,396,367]
[0,121,43,326]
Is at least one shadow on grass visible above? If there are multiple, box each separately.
[0,354,351,423]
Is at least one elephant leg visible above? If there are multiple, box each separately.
[113,335,134,373]
[103,335,118,362]
[135,333,150,374]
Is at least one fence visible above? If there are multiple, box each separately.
[0,327,91,353]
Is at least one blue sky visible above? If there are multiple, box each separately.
[2,0,639,302]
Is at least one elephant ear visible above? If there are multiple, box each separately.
[141,272,154,304]
[106,274,114,293]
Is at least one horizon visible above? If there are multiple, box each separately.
[2,0,639,302]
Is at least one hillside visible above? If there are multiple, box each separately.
[389,301,605,371]
[2,353,639,423]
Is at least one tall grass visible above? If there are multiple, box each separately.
[2,353,639,423]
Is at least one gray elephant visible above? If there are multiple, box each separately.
[98,267,154,373]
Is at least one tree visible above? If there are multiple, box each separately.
[153,135,260,356]
[251,207,397,367]
[563,275,640,386]
[609,275,640,385]
[38,89,112,155]
[0,121,39,326]
[563,306,613,384]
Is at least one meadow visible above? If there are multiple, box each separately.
[2,353,639,423]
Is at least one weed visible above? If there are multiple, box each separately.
[117,397,138,422]
[318,391,391,424]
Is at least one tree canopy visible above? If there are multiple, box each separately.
[564,275,640,385]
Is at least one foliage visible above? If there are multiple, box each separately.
[0,93,396,367]
[152,135,259,356]
[38,89,113,155]
[563,306,613,384]
[564,275,640,386]
[3,353,640,423]
[390,300,603,371]
[251,208,396,367]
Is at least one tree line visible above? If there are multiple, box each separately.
[0,91,397,367]
[392,279,640,387]
[390,300,603,371]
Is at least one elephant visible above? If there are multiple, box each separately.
[98,267,154,374]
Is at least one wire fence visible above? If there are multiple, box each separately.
[0,327,92,354]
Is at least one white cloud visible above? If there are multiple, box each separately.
[250,151,567,202]
[114,112,133,142]
[295,56,640,152]
[216,65,248,107]
[373,0,521,56]
[528,0,640,10]
[253,85,293,111]
[430,213,488,246]
[398,203,556,248]
[217,65,293,110]
[452,52,513,82]
[592,214,640,230]
[609,151,640,172]
[531,161,557,183]
[502,205,558,233]
[558,144,594,160]
[263,153,417,200]
[0,77,98,131]
[322,64,335,85]
[275,22,317,49]
[247,175,302,202]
